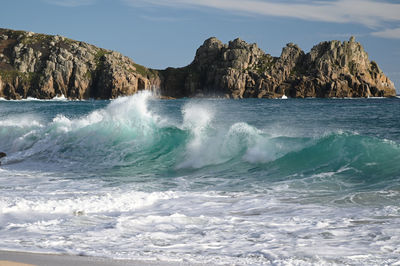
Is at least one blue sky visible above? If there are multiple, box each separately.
[2,0,400,92]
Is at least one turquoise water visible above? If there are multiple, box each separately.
[0,92,399,265]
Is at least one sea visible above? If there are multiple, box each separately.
[0,92,399,265]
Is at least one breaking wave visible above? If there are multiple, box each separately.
[0,91,399,188]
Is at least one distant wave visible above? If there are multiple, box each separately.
[0,94,82,101]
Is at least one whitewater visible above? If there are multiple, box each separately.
[0,92,399,265]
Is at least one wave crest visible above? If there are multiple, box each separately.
[1,94,399,185]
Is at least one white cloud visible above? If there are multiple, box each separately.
[123,0,400,28]
[43,0,96,7]
[371,28,400,39]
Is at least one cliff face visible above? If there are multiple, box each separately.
[0,28,396,99]
[0,28,160,99]
[160,36,396,98]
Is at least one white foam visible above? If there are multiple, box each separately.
[51,94,68,101]
[0,91,163,166]
[176,107,304,168]
[51,111,104,133]
[177,102,216,168]
[220,122,259,157]
[49,91,158,133]
[0,95,69,102]
[181,101,214,146]
[0,115,43,128]
[0,173,399,265]
[243,146,272,163]
[0,190,177,215]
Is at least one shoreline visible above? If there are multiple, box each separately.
[0,250,187,266]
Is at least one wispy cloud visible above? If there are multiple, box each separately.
[123,0,400,28]
[140,15,185,22]
[43,0,96,7]
[371,28,400,39]
[320,33,368,39]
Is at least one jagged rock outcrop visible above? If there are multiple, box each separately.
[0,28,396,99]
[160,36,396,98]
[0,28,160,99]
[0,151,6,165]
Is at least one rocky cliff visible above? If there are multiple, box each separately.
[0,28,396,99]
[160,36,396,98]
[0,28,160,99]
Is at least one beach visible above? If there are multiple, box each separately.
[0,250,183,266]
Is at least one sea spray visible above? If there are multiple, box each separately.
[178,102,217,168]
[1,91,163,167]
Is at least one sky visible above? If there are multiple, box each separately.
[2,0,400,92]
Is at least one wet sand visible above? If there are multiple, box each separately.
[0,250,185,266]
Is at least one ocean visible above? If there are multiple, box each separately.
[0,92,399,265]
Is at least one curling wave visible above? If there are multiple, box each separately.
[0,92,399,189]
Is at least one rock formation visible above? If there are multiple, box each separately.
[0,28,396,99]
[160,37,396,98]
[0,28,160,99]
[0,151,6,165]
